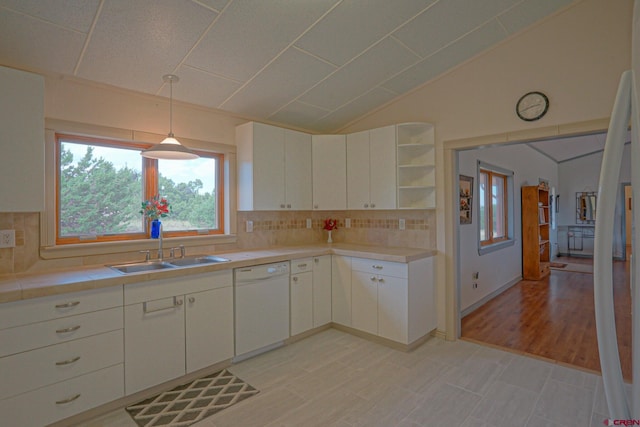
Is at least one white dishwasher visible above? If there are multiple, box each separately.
[234,262,290,359]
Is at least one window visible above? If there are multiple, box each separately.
[477,162,514,254]
[56,134,224,244]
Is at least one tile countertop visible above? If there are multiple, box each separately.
[0,243,437,304]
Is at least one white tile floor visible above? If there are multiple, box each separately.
[76,329,614,427]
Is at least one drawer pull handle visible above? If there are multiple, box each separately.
[55,301,80,309]
[372,265,383,270]
[56,394,81,405]
[143,296,182,314]
[56,325,81,334]
[56,356,81,366]
[298,263,307,268]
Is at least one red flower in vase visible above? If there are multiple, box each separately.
[323,218,338,231]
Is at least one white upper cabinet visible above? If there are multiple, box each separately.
[346,125,396,209]
[0,66,44,212]
[236,122,311,211]
[312,135,347,210]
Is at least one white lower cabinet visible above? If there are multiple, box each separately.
[291,256,332,336]
[331,255,352,326]
[350,256,435,345]
[312,255,332,327]
[0,286,124,427]
[124,271,234,395]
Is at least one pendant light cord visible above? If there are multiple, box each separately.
[168,78,174,137]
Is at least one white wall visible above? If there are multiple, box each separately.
[558,142,631,258]
[458,144,558,313]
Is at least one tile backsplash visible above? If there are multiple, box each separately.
[0,210,435,274]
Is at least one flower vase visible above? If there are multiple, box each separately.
[150,219,161,239]
[327,230,333,243]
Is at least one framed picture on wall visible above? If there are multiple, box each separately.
[459,175,473,225]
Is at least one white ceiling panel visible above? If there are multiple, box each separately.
[294,0,433,66]
[383,20,507,95]
[299,37,420,111]
[0,0,575,133]
[498,0,574,35]
[193,0,230,13]
[221,47,336,118]
[393,0,519,59]
[77,0,217,93]
[0,0,100,33]
[0,8,86,74]
[269,101,331,130]
[185,0,338,82]
[312,87,398,133]
[164,65,242,109]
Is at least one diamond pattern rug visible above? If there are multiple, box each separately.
[126,370,259,427]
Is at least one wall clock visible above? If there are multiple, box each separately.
[516,91,549,121]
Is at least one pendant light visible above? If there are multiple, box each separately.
[141,74,199,160]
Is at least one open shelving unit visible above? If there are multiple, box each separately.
[521,185,550,280]
[396,123,435,209]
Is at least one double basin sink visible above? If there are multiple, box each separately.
[108,255,230,274]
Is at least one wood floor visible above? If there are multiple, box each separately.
[461,257,632,381]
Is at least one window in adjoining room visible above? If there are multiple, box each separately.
[477,161,514,254]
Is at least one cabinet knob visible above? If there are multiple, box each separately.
[314,204,319,209]
[372,265,383,270]
[176,298,184,306]
[378,278,385,283]
[293,276,298,282]
[280,204,285,208]
[371,203,376,208]
[287,204,291,208]
[189,297,195,304]
[370,276,376,281]
[364,203,369,208]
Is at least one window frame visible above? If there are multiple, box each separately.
[477,161,514,255]
[55,133,225,245]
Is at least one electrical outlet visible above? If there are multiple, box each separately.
[0,230,15,248]
[472,272,479,279]
[306,218,312,228]
[399,219,405,230]
[345,218,351,228]
[246,221,253,233]
[472,283,478,289]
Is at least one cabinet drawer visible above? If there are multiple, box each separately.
[0,329,123,400]
[124,270,232,305]
[291,258,313,274]
[0,363,124,427]
[0,306,123,357]
[0,286,123,330]
[351,257,407,278]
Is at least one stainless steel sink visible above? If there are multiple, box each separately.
[108,261,177,274]
[167,255,230,267]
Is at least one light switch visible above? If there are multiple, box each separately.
[246,221,253,233]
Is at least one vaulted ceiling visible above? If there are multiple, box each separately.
[0,0,574,134]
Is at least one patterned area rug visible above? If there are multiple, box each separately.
[126,370,259,427]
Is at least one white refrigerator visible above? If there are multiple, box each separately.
[595,0,640,418]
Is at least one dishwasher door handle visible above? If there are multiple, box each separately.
[143,296,183,314]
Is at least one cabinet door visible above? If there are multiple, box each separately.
[312,255,332,327]
[0,66,44,212]
[369,125,396,209]
[124,297,185,395]
[284,129,312,210]
[346,130,371,209]
[290,272,313,336]
[185,287,234,374]
[253,123,285,210]
[331,255,351,326]
[377,274,408,344]
[312,135,347,210]
[351,271,378,335]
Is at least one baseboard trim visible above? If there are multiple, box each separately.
[461,275,522,318]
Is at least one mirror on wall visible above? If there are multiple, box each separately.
[576,192,597,224]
